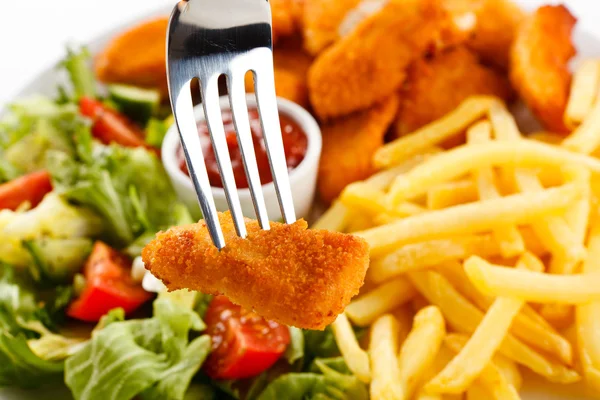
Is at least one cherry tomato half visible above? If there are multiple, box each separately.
[203,296,291,380]
[67,241,153,322]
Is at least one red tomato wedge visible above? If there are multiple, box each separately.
[0,170,53,210]
[67,241,153,322]
[79,97,149,149]
[203,296,291,380]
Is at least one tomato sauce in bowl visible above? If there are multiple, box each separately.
[177,108,308,189]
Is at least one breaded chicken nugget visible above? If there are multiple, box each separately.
[245,38,313,108]
[510,5,576,134]
[271,0,298,43]
[445,0,526,69]
[318,95,400,204]
[308,0,445,120]
[468,0,526,69]
[396,46,512,136]
[95,17,169,95]
[302,0,361,55]
[142,213,370,330]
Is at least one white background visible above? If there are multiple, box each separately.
[0,0,599,106]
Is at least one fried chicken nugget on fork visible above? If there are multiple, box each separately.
[510,5,577,134]
[142,213,370,330]
[308,0,445,120]
[397,46,512,136]
[318,94,400,204]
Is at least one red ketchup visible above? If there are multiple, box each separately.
[177,108,307,188]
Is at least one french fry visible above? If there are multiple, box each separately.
[341,183,425,217]
[466,384,491,400]
[413,343,457,400]
[577,222,600,392]
[331,313,371,383]
[425,252,539,393]
[564,60,600,129]
[374,96,497,168]
[416,394,442,400]
[467,120,524,257]
[520,227,550,258]
[311,200,350,231]
[368,235,500,284]
[442,334,521,400]
[494,354,523,390]
[563,83,600,154]
[426,180,478,210]
[563,166,591,244]
[345,211,375,233]
[397,306,446,399]
[539,303,574,330]
[488,102,586,265]
[513,170,586,265]
[391,305,416,345]
[465,256,600,304]
[386,140,600,204]
[372,204,426,226]
[339,150,439,216]
[345,277,417,326]
[438,256,573,365]
[368,150,443,190]
[409,271,580,383]
[530,131,565,144]
[357,184,581,256]
[369,315,404,400]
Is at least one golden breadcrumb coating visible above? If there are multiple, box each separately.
[396,46,512,136]
[307,0,445,120]
[318,94,400,204]
[142,213,370,330]
[302,0,361,55]
[510,5,576,134]
[445,0,526,69]
[271,0,297,43]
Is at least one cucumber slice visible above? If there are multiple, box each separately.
[108,84,160,125]
[23,238,93,283]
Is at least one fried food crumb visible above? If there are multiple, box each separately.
[510,5,576,134]
[308,0,445,120]
[318,94,400,204]
[397,46,512,136]
[302,0,362,55]
[142,213,370,330]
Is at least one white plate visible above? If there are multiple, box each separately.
[2,1,600,399]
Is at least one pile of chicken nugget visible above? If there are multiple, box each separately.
[94,0,577,207]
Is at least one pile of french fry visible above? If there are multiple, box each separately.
[313,60,600,399]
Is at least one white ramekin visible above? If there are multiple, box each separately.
[162,95,322,221]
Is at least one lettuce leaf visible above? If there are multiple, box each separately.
[0,264,75,388]
[0,332,64,388]
[59,47,97,101]
[48,128,187,247]
[65,299,211,400]
[284,327,305,365]
[256,359,368,400]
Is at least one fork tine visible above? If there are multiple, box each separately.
[172,79,225,248]
[199,73,248,238]
[252,49,297,224]
[227,70,271,230]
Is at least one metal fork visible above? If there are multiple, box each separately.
[167,0,296,249]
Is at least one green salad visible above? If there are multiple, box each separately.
[0,48,368,400]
